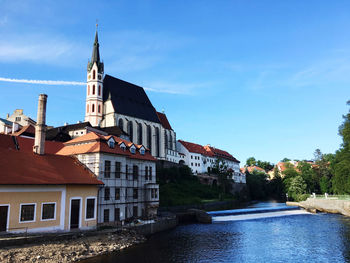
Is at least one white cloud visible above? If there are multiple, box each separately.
[0,77,85,86]
[144,81,210,95]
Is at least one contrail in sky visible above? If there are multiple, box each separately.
[0,77,85,86]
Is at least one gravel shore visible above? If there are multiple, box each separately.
[0,229,146,263]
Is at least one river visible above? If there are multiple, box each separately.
[82,202,350,263]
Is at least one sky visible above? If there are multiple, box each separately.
[0,0,349,164]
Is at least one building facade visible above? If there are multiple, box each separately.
[57,132,159,224]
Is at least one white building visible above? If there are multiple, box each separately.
[57,131,159,223]
[177,140,246,183]
[84,29,179,162]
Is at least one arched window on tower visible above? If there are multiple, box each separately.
[98,85,101,96]
[86,105,89,113]
[128,121,134,142]
[92,104,95,113]
[147,125,152,152]
[93,70,96,80]
[88,85,90,95]
[137,123,143,145]
[98,104,101,113]
[169,134,173,150]
[93,85,95,95]
[118,119,124,130]
[155,127,160,157]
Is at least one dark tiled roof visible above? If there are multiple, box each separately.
[178,140,211,156]
[98,126,127,137]
[156,112,172,130]
[46,122,91,142]
[103,75,160,123]
[0,118,13,126]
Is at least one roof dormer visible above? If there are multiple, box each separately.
[139,145,146,155]
[130,144,136,154]
[107,137,116,148]
[119,142,126,150]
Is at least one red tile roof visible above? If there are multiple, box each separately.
[13,124,35,137]
[0,134,103,185]
[204,145,240,163]
[59,132,156,162]
[241,166,266,173]
[156,112,172,130]
[178,140,211,156]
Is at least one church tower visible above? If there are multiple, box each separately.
[85,26,104,127]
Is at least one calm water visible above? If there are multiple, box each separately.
[83,202,350,263]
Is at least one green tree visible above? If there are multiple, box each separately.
[212,158,232,195]
[281,158,291,162]
[256,160,274,172]
[246,157,257,166]
[288,176,307,201]
[297,161,317,193]
[332,100,350,194]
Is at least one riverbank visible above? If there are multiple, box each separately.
[0,228,145,263]
[287,198,350,216]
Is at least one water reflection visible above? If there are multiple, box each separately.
[82,203,350,263]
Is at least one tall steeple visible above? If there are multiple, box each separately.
[91,30,100,64]
[85,25,104,127]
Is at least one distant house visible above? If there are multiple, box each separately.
[6,109,36,127]
[176,140,245,183]
[0,118,13,134]
[0,134,103,233]
[56,131,159,224]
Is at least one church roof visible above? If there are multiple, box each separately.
[156,112,173,130]
[103,74,160,124]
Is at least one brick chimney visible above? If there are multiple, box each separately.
[33,94,47,155]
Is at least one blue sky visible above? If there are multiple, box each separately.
[0,0,349,164]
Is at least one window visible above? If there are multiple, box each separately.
[98,85,101,96]
[93,85,95,95]
[147,125,152,152]
[98,104,101,113]
[155,127,160,157]
[92,104,95,113]
[115,162,121,178]
[140,148,145,155]
[104,160,111,178]
[118,119,124,130]
[103,209,109,222]
[164,131,168,150]
[191,163,193,166]
[149,166,153,181]
[15,117,21,122]
[104,187,110,201]
[125,206,128,219]
[155,189,158,199]
[145,166,149,180]
[191,156,193,159]
[42,203,55,220]
[86,198,95,220]
[125,164,128,179]
[128,121,133,141]
[130,147,136,154]
[108,140,115,148]
[115,208,120,221]
[133,206,138,217]
[137,123,143,145]
[169,134,173,150]
[20,204,35,222]
[115,188,120,200]
[125,188,128,199]
[93,70,96,80]
[133,165,138,180]
[133,189,138,199]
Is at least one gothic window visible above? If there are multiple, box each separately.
[169,134,173,150]
[147,125,152,152]
[164,131,168,150]
[98,104,101,113]
[92,104,95,113]
[128,121,133,141]
[137,123,143,145]
[98,85,101,96]
[93,85,95,95]
[118,119,124,130]
[155,127,160,157]
[93,70,96,80]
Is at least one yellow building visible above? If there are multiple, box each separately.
[0,134,103,233]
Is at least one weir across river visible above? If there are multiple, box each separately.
[208,203,310,222]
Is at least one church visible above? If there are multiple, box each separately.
[85,29,179,163]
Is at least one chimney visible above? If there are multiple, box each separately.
[33,94,47,155]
